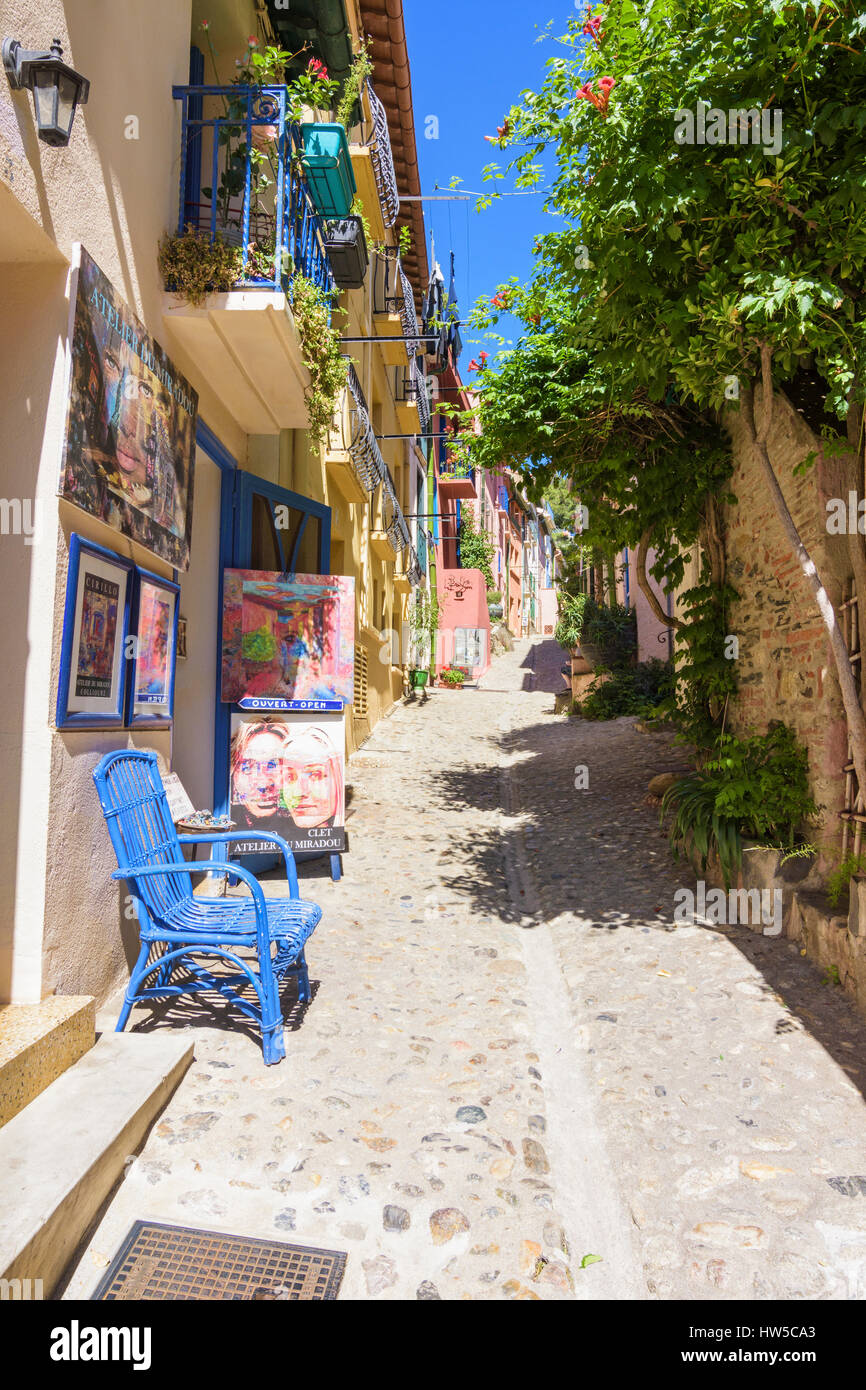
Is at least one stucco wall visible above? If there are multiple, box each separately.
[0,262,66,1000]
[437,570,490,678]
[629,545,672,663]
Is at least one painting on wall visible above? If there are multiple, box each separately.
[59,244,198,570]
[56,534,133,728]
[229,713,346,854]
[221,571,355,705]
[128,570,179,727]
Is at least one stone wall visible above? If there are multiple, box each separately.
[722,391,853,858]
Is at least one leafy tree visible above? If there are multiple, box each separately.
[464,0,866,785]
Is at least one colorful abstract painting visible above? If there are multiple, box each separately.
[221,571,355,705]
[135,582,173,702]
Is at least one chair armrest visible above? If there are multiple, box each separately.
[111,861,269,935]
[178,830,300,898]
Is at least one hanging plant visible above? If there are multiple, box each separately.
[335,39,374,133]
[158,226,245,306]
[291,272,347,449]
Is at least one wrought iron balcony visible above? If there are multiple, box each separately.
[344,363,410,555]
[412,358,431,432]
[372,251,425,363]
[172,84,336,301]
[399,545,423,589]
[365,79,400,230]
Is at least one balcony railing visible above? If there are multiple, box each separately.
[404,358,431,432]
[345,362,410,552]
[173,85,336,301]
[365,79,400,229]
[399,545,423,588]
[372,252,424,358]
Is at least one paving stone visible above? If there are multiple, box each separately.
[58,638,866,1303]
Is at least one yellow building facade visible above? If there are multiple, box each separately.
[0,0,430,1005]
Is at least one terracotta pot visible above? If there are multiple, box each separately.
[251,124,279,152]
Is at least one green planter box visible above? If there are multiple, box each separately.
[300,123,356,218]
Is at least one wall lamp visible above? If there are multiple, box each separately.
[2,37,89,147]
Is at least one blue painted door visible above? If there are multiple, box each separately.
[213,470,331,819]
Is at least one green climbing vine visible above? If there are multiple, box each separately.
[291,274,347,450]
[457,510,496,590]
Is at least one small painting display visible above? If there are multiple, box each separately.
[56,535,133,728]
[221,571,354,705]
[59,245,197,569]
[128,570,179,727]
[229,713,346,855]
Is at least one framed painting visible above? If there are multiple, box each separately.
[58,245,198,570]
[56,534,133,728]
[127,569,180,728]
[221,571,355,705]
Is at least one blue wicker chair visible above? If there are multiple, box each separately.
[92,749,321,1065]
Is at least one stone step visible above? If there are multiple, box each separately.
[0,996,95,1128]
[0,1030,193,1296]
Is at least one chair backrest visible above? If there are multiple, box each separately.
[92,750,190,928]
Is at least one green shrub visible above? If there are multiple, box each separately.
[661,723,818,889]
[554,592,588,650]
[827,853,866,907]
[580,600,637,667]
[578,659,673,720]
[458,513,496,589]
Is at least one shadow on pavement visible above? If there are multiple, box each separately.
[424,709,866,1106]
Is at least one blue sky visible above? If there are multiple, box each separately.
[403,0,579,364]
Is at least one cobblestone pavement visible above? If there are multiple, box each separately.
[64,639,866,1300]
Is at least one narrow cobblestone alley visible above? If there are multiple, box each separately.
[64,639,866,1302]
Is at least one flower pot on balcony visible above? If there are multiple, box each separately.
[251,123,279,153]
[300,123,356,217]
[324,217,369,289]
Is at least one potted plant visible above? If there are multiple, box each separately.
[410,668,429,690]
[554,591,588,654]
[439,666,469,688]
[487,586,504,622]
[324,216,369,289]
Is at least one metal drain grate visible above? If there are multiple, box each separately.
[92,1222,347,1301]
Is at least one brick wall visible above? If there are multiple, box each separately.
[722,391,852,855]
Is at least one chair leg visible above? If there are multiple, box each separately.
[297,949,311,1005]
[117,942,150,1032]
[259,952,286,1066]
